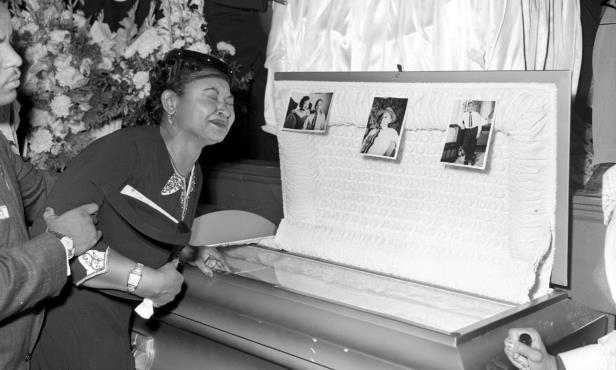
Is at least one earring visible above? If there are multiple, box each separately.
[167,111,175,125]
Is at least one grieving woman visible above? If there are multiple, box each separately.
[30,49,235,369]
[360,107,399,157]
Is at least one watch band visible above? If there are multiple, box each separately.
[127,263,144,294]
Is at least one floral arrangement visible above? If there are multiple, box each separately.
[10,0,243,171]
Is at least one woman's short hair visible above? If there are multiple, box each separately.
[379,107,396,124]
[145,49,232,125]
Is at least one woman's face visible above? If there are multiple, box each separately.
[315,100,323,113]
[0,5,23,106]
[172,75,235,146]
[380,112,393,128]
[301,99,310,110]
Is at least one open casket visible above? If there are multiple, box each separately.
[133,72,612,370]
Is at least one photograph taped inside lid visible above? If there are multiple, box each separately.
[282,92,334,133]
[440,99,496,170]
[360,96,408,160]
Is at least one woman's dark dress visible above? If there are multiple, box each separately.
[30,126,202,370]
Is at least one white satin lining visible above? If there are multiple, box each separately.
[264,0,581,130]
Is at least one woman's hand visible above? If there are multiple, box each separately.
[504,328,558,370]
[136,259,184,307]
[191,247,231,277]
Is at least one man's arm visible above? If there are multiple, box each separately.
[0,233,66,322]
[1,133,48,223]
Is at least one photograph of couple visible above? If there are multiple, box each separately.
[282,92,334,133]
[440,99,496,170]
[360,97,408,160]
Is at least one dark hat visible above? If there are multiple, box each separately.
[166,49,232,81]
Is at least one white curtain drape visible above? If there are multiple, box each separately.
[263,0,581,132]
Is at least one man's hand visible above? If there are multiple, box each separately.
[191,247,231,278]
[44,203,102,255]
[504,328,558,370]
[137,260,184,307]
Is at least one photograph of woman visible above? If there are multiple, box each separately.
[360,97,408,159]
[303,98,327,131]
[29,49,234,370]
[282,92,333,133]
[283,95,311,130]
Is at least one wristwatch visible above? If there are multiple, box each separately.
[48,230,75,260]
[127,263,144,294]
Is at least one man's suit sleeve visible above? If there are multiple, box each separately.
[0,233,67,322]
[4,136,48,224]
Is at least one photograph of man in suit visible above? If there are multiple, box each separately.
[458,100,487,166]
[0,3,101,368]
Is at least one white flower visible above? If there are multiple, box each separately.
[39,73,56,92]
[50,143,62,156]
[29,128,54,154]
[53,54,71,70]
[60,10,73,22]
[187,42,211,55]
[21,73,39,95]
[89,21,115,52]
[11,16,24,32]
[50,95,72,118]
[132,71,150,90]
[216,41,235,56]
[56,65,87,89]
[172,39,186,49]
[124,28,161,59]
[79,58,93,76]
[20,22,39,35]
[186,16,204,38]
[24,0,40,12]
[97,57,114,71]
[42,8,60,25]
[25,44,47,63]
[137,83,151,99]
[49,119,69,139]
[29,108,52,128]
[49,30,69,44]
[69,120,87,134]
[73,11,87,29]
[78,102,92,111]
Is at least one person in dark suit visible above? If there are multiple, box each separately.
[0,3,102,368]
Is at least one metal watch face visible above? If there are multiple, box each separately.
[60,236,75,257]
[61,236,74,248]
